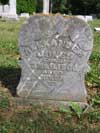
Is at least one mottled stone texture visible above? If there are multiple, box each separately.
[17,14,93,104]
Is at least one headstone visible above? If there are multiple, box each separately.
[4,5,9,13]
[76,15,93,22]
[85,16,93,21]
[20,13,30,18]
[43,0,49,14]
[94,27,100,32]
[0,5,3,13]
[17,14,93,106]
[9,0,16,14]
[76,15,86,22]
[8,0,18,20]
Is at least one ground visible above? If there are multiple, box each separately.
[0,18,100,132]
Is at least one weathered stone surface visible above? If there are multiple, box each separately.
[4,5,9,13]
[17,14,93,104]
[10,97,88,109]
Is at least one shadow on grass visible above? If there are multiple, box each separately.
[0,67,21,96]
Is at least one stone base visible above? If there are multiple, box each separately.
[1,13,18,21]
[10,97,88,110]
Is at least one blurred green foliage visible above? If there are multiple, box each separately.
[17,0,37,14]
[0,0,100,17]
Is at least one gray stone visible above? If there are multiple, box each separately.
[10,97,88,109]
[17,14,93,105]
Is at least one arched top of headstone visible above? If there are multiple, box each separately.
[17,14,93,103]
[19,14,93,60]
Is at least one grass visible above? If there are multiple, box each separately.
[0,18,100,132]
[86,20,100,89]
[0,19,22,68]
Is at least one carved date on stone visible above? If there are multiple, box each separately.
[17,14,93,104]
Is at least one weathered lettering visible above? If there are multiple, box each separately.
[17,14,93,104]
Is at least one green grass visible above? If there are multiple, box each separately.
[86,20,100,88]
[0,19,100,132]
[0,19,23,68]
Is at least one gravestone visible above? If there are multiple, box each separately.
[9,0,17,15]
[0,0,18,20]
[4,5,9,13]
[17,14,93,106]
[4,0,18,20]
[76,15,86,22]
[94,27,100,32]
[0,5,3,13]
[76,15,93,22]
[20,13,30,18]
[85,16,93,22]
[43,0,49,14]
[2,0,18,20]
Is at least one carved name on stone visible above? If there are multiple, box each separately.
[17,15,93,104]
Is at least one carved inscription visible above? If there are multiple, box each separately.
[17,15,93,101]
[20,35,86,87]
